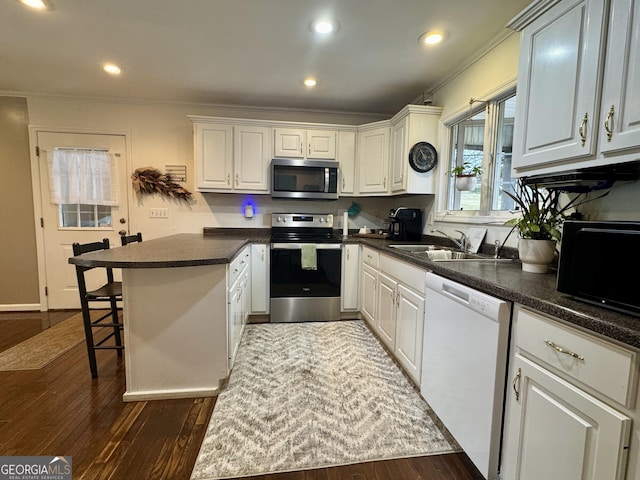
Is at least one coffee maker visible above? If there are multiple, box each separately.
[387,208,423,241]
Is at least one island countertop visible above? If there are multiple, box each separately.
[68,233,267,269]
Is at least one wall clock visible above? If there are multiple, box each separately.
[408,142,437,173]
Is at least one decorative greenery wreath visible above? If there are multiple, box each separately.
[131,167,192,202]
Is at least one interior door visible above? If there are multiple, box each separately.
[36,131,129,309]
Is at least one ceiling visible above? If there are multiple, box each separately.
[1,0,532,116]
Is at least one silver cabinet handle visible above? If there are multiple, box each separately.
[544,339,585,360]
[512,367,521,401]
[579,113,588,146]
[604,105,615,142]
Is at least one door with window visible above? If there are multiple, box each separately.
[36,132,129,309]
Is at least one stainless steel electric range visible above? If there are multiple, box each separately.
[269,213,342,322]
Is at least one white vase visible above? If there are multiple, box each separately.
[455,175,477,191]
[518,238,556,273]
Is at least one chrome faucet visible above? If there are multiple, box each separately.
[431,229,470,252]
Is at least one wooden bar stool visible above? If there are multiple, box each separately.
[72,238,123,378]
[120,232,143,246]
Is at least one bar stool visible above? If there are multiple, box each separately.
[72,238,123,378]
[120,232,143,246]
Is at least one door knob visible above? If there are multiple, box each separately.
[119,218,127,224]
[118,230,127,235]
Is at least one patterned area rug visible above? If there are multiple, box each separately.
[0,313,85,370]
[190,320,460,480]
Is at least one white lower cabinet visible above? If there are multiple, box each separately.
[250,243,269,314]
[394,283,424,382]
[227,246,250,370]
[359,247,426,385]
[501,305,636,480]
[376,271,397,349]
[341,244,360,312]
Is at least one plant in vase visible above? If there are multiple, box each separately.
[504,178,608,273]
[451,162,482,191]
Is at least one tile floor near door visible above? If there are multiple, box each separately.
[0,310,484,480]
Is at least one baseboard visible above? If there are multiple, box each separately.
[122,386,219,402]
[0,303,42,312]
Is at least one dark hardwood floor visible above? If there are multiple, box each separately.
[0,310,484,480]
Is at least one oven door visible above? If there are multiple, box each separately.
[270,243,342,322]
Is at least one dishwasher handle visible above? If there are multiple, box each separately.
[442,283,470,303]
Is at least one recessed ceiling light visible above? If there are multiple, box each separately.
[419,31,444,46]
[304,78,317,87]
[19,0,49,11]
[103,63,123,75]
[311,19,338,35]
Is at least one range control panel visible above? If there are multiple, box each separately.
[271,213,334,228]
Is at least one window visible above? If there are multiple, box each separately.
[444,92,517,219]
[47,148,118,229]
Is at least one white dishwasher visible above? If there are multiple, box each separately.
[421,272,511,480]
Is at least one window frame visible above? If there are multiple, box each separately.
[435,85,519,225]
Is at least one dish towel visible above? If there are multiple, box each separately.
[301,244,317,270]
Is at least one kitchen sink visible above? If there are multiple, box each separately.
[388,244,513,262]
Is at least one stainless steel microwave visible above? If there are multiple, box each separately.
[557,220,640,317]
[271,158,339,199]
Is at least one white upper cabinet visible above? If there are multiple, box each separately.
[511,0,607,174]
[191,118,270,193]
[194,123,234,191]
[358,122,390,194]
[598,0,640,157]
[389,105,442,194]
[273,128,336,159]
[337,131,357,195]
[511,0,640,176]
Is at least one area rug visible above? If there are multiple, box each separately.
[190,320,460,480]
[0,313,85,370]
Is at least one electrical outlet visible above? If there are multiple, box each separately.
[149,207,168,218]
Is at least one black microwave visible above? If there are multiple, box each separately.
[271,158,339,199]
[557,220,640,317]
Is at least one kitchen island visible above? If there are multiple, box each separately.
[69,233,263,402]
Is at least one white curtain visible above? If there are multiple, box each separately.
[47,149,119,206]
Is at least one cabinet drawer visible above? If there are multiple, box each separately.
[379,254,426,293]
[361,246,379,268]
[229,246,250,286]
[516,307,637,407]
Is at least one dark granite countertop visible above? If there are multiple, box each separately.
[349,237,640,350]
[69,228,640,350]
[68,230,270,269]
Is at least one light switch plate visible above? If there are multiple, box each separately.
[467,227,487,253]
[149,207,168,218]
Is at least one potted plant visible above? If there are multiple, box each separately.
[504,178,608,273]
[451,162,482,191]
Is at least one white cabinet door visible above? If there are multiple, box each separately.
[337,131,357,194]
[195,123,233,191]
[250,244,269,314]
[227,279,240,370]
[234,125,270,191]
[274,128,305,158]
[502,353,631,480]
[361,263,378,326]
[341,244,360,311]
[307,130,336,159]
[389,116,407,193]
[599,0,640,156]
[512,0,607,171]
[358,126,390,194]
[274,128,336,159]
[376,271,397,350]
[395,283,425,384]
